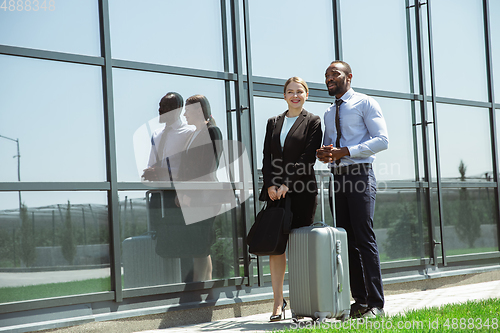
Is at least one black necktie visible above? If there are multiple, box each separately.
[335,99,344,165]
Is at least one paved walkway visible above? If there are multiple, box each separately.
[0,268,110,288]
[136,280,500,333]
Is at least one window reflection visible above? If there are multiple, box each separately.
[108,0,224,71]
[374,189,428,262]
[0,191,110,304]
[120,190,244,288]
[248,0,335,83]
[113,69,227,182]
[0,1,100,56]
[489,0,500,101]
[117,85,250,286]
[441,188,498,256]
[0,55,106,182]
[436,104,492,182]
[431,0,488,101]
[373,98,414,181]
[341,0,410,93]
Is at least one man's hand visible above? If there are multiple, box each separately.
[141,167,169,181]
[317,145,334,163]
[316,145,350,163]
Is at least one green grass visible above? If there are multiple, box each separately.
[280,298,500,332]
[0,277,110,303]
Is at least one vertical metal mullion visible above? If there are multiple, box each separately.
[98,0,122,301]
[230,0,254,287]
[332,0,342,60]
[425,0,446,266]
[242,0,263,287]
[220,0,240,278]
[482,0,500,250]
[405,0,420,182]
[414,1,437,266]
[405,0,426,259]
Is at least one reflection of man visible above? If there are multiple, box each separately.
[317,61,388,319]
[141,92,196,283]
[142,92,194,182]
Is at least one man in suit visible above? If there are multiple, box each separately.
[317,61,389,319]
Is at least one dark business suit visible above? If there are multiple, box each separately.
[260,109,323,228]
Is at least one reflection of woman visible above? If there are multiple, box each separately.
[177,94,223,281]
[260,77,323,321]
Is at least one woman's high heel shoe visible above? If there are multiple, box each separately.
[270,299,287,322]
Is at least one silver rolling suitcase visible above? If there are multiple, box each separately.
[122,234,182,288]
[288,174,350,322]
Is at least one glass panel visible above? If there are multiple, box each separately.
[247,0,335,83]
[113,69,228,182]
[436,104,492,182]
[430,0,488,101]
[373,98,415,182]
[490,0,500,101]
[441,188,498,256]
[375,189,429,262]
[120,188,243,287]
[108,0,224,72]
[0,191,110,304]
[114,70,251,285]
[340,0,410,93]
[0,1,100,56]
[0,55,106,182]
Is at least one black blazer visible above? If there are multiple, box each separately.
[259,109,322,201]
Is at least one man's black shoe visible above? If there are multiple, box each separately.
[362,307,385,318]
[350,302,368,319]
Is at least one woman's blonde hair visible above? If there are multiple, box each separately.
[283,76,309,94]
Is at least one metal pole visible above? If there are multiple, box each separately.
[0,134,22,208]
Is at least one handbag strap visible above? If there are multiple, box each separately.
[282,196,292,234]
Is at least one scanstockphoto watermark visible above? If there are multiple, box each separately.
[289,317,441,330]
[290,317,499,330]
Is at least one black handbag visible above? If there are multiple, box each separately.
[246,196,293,256]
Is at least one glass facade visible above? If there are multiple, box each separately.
[1,0,500,329]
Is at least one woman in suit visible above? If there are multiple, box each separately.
[260,77,323,321]
[176,94,223,282]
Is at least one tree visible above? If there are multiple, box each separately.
[20,203,36,267]
[61,200,77,265]
[455,160,481,248]
[384,202,421,259]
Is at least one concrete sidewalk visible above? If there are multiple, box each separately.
[136,280,500,333]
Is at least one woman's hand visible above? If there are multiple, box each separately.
[277,184,289,199]
[267,186,279,201]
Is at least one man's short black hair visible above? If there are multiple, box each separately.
[159,92,183,115]
[330,60,352,75]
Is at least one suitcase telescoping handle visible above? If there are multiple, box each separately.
[310,222,344,293]
[329,173,344,292]
[329,173,336,228]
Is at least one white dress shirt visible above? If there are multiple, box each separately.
[147,118,195,180]
[323,88,389,167]
[280,115,298,148]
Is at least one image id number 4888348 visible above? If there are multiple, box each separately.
[1,0,55,11]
